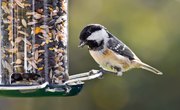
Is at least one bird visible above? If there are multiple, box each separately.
[78,24,163,76]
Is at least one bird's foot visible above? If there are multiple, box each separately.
[88,69,104,79]
[97,69,106,79]
[98,69,119,78]
[116,72,123,76]
[98,69,108,74]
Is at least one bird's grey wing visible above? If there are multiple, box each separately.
[107,33,135,60]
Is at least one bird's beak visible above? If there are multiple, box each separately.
[78,41,87,48]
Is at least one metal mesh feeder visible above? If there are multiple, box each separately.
[0,0,102,97]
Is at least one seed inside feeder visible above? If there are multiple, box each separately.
[0,0,68,85]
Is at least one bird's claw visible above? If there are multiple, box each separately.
[89,69,104,79]
[116,72,123,76]
[89,69,98,75]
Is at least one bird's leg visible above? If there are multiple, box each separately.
[88,69,105,79]
[98,68,108,74]
[98,68,117,74]
[97,69,106,79]
[113,66,123,76]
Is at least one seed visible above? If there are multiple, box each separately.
[34,13,43,19]
[26,12,33,16]
[34,27,42,34]
[14,65,23,68]
[15,59,22,65]
[27,21,37,25]
[1,60,6,68]
[4,61,13,73]
[21,19,27,28]
[52,10,58,15]
[15,37,23,43]
[46,39,53,44]
[34,50,39,60]
[40,25,49,29]
[8,30,13,40]
[19,31,29,37]
[17,26,22,29]
[24,3,31,7]
[23,38,32,45]
[56,32,64,41]
[7,16,13,21]
[38,50,45,53]
[36,9,44,14]
[27,64,32,71]
[28,60,38,69]
[10,41,14,47]
[6,48,18,53]
[3,19,11,24]
[41,41,46,46]
[48,19,56,26]
[57,16,66,24]
[17,52,24,58]
[37,58,43,63]
[49,48,54,51]
[15,0,25,8]
[1,2,10,13]
[38,67,43,71]
[34,44,40,48]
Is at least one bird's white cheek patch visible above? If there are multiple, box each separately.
[87,29,109,43]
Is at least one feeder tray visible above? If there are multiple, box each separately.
[0,83,84,97]
[0,0,102,97]
[0,70,102,97]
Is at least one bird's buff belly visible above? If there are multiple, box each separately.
[89,49,132,73]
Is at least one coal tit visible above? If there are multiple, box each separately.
[79,24,163,76]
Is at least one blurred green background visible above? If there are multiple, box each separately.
[1,0,180,110]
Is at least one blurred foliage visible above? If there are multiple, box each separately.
[1,0,180,110]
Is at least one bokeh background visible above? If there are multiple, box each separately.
[1,0,180,110]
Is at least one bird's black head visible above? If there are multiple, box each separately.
[79,24,109,50]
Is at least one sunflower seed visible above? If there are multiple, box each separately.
[14,65,23,68]
[6,48,18,53]
[1,2,10,13]
[27,21,37,25]
[15,0,25,8]
[34,13,43,19]
[19,31,29,36]
[15,59,22,65]
[15,37,23,43]
[4,61,13,74]
[34,50,39,61]
[28,60,38,69]
[21,19,27,28]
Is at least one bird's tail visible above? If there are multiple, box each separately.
[134,60,163,75]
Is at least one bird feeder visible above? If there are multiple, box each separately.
[0,0,102,97]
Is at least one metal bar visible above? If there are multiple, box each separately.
[69,69,99,79]
[0,82,49,90]
[64,70,103,84]
[0,0,2,84]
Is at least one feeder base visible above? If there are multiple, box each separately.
[0,83,84,97]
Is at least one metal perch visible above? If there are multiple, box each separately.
[64,70,103,84]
